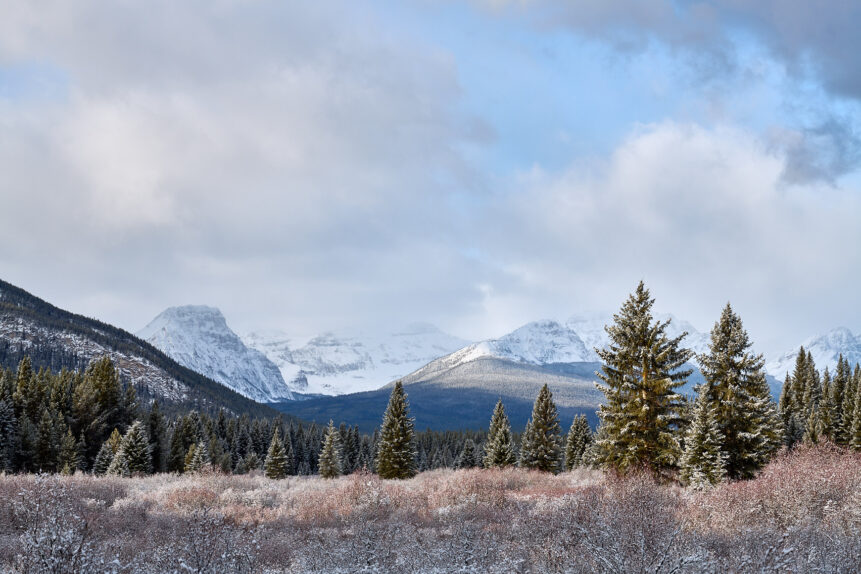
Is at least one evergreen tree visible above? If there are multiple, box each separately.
[35,408,57,472]
[375,381,417,479]
[147,402,167,473]
[483,399,516,468]
[842,364,859,445]
[594,282,692,476]
[455,439,478,469]
[518,384,562,472]
[264,429,289,479]
[697,304,782,479]
[0,399,17,472]
[186,441,209,473]
[564,415,592,471]
[92,440,114,475]
[107,447,129,477]
[318,420,341,479]
[57,428,79,475]
[851,380,861,450]
[679,392,726,488]
[119,421,152,475]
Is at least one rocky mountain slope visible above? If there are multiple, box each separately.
[0,279,275,417]
[767,327,861,379]
[138,306,293,403]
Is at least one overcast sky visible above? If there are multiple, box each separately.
[2,0,861,355]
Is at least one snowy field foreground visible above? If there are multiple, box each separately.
[0,444,859,573]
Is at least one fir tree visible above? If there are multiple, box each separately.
[594,282,692,477]
[698,304,782,479]
[119,421,152,475]
[851,381,861,450]
[186,441,209,473]
[679,392,726,488]
[0,399,17,472]
[455,439,478,469]
[106,447,129,476]
[92,440,114,475]
[519,384,562,473]
[483,399,516,468]
[375,381,417,479]
[264,429,289,479]
[318,420,341,479]
[57,428,79,475]
[147,402,167,473]
[564,415,592,471]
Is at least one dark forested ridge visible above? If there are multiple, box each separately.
[0,278,276,417]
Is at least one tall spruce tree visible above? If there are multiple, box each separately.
[679,392,726,488]
[375,381,417,479]
[518,384,562,473]
[0,399,17,472]
[697,304,782,479]
[318,420,341,479]
[119,421,152,475]
[264,429,288,479]
[564,415,592,471]
[57,428,79,475]
[483,400,516,468]
[594,282,692,477]
[92,441,114,475]
[455,439,479,469]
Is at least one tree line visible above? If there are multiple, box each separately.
[1,281,859,484]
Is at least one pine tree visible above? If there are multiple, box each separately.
[147,402,167,473]
[375,381,417,479]
[455,439,478,469]
[318,420,341,479]
[264,429,289,479]
[92,440,114,475]
[851,380,861,450]
[697,304,783,479]
[483,399,516,468]
[0,399,17,472]
[679,392,726,488]
[519,384,562,473]
[186,441,210,473]
[564,415,592,471]
[841,364,858,445]
[119,421,152,475]
[57,428,79,475]
[106,447,129,476]
[594,282,693,476]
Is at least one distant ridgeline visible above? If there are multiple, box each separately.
[0,279,275,417]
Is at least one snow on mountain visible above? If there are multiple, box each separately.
[138,306,294,402]
[766,327,861,379]
[243,323,469,396]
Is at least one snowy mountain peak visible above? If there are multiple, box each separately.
[766,327,861,378]
[138,305,293,402]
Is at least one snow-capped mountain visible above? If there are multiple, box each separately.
[426,315,712,374]
[766,327,861,379]
[244,323,469,396]
[138,306,294,403]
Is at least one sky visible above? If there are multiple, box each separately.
[2,0,861,356]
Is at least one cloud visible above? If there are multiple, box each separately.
[478,121,861,352]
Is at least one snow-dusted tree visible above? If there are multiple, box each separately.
[57,428,78,475]
[455,439,479,469]
[851,382,861,450]
[679,392,726,488]
[843,364,859,446]
[0,398,17,471]
[375,381,417,479]
[483,399,516,468]
[698,304,782,479]
[318,420,341,479]
[564,414,592,471]
[518,384,562,473]
[264,429,288,479]
[118,421,152,475]
[186,441,210,473]
[594,282,692,477]
[92,441,114,475]
[106,447,129,477]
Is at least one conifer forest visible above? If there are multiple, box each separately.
[0,283,859,572]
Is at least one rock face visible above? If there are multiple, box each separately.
[138,306,293,402]
[767,327,861,379]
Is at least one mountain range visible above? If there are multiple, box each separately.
[0,279,277,417]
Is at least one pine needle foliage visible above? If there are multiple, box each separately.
[698,304,782,479]
[679,392,726,488]
[564,415,592,471]
[264,429,289,479]
[375,381,417,479]
[483,400,516,468]
[594,281,693,477]
[318,420,342,479]
[519,384,562,473]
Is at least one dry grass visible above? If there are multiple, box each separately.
[1,445,859,573]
